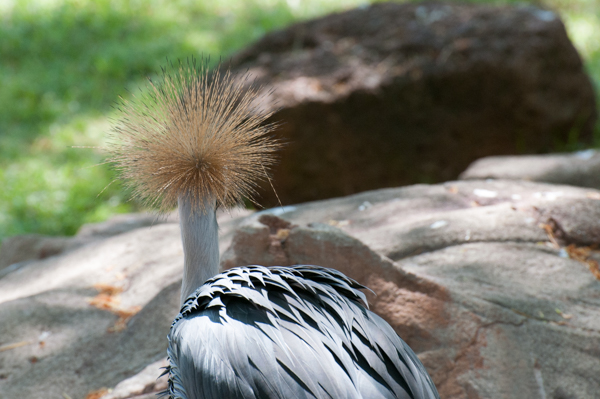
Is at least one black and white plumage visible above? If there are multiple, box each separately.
[107,59,440,399]
[163,266,439,399]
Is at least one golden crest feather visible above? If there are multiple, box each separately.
[107,58,279,213]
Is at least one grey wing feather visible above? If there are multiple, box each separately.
[163,265,440,399]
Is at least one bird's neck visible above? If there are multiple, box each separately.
[177,195,220,306]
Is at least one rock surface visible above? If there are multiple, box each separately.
[225,180,600,398]
[460,149,600,190]
[229,1,597,205]
[0,213,176,275]
[1,181,599,399]
[0,209,249,399]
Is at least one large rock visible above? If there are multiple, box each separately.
[0,213,176,276]
[460,149,600,190]
[223,180,600,398]
[229,2,597,206]
[0,209,249,399]
[1,181,599,399]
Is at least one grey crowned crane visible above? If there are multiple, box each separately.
[107,59,440,399]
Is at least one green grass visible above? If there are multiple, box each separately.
[0,0,599,241]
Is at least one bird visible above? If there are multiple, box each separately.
[107,58,440,399]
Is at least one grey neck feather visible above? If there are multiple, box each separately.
[178,195,220,306]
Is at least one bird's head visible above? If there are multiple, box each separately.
[107,58,279,215]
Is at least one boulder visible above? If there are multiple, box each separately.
[229,1,597,205]
[1,181,599,398]
[0,234,80,274]
[0,213,176,275]
[460,150,600,190]
[223,180,600,398]
[0,209,249,399]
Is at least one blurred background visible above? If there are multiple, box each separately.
[0,0,598,243]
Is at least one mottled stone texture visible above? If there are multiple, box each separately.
[460,150,600,190]
[1,181,599,399]
[229,2,596,205]
[223,180,600,399]
[0,213,169,273]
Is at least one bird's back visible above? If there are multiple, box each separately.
[163,265,440,399]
